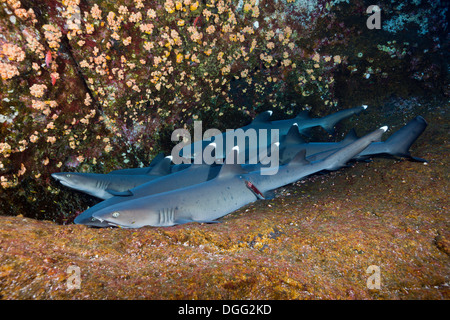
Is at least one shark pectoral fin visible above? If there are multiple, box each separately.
[409,156,428,163]
[196,220,221,224]
[105,189,133,197]
[174,218,194,225]
[396,154,428,163]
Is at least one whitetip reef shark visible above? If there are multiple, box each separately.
[51,156,172,199]
[280,116,428,164]
[74,162,223,226]
[179,105,368,159]
[74,152,272,227]
[92,125,387,228]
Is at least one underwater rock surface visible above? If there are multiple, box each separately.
[0,104,448,299]
[0,0,448,299]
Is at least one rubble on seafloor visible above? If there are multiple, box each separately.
[0,104,448,299]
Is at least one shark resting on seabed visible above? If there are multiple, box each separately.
[51,107,428,228]
[91,126,388,228]
[73,115,427,227]
[54,106,369,205]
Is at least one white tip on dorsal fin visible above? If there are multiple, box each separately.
[380,126,388,132]
[362,105,368,109]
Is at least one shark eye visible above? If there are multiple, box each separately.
[66,174,71,178]
[112,212,120,218]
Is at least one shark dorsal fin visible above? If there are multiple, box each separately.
[147,156,172,175]
[251,110,272,124]
[217,147,247,178]
[217,162,247,178]
[341,129,359,144]
[295,110,311,121]
[283,124,306,145]
[149,152,165,166]
[288,149,310,166]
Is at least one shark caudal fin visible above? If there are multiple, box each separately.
[322,125,388,171]
[383,116,428,162]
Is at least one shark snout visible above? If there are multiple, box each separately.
[51,173,74,188]
[51,173,63,180]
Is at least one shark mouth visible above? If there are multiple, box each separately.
[59,180,72,188]
[94,216,129,228]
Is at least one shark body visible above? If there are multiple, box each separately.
[52,156,172,200]
[92,126,386,228]
[74,163,222,226]
[180,105,368,160]
[282,116,428,163]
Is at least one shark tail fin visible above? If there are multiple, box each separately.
[147,156,172,175]
[384,116,428,161]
